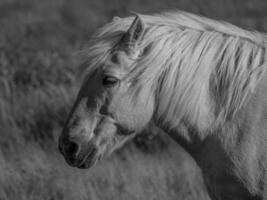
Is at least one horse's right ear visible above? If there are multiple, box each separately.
[120,15,145,54]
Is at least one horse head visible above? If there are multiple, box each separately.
[58,16,154,168]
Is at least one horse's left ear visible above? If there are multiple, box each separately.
[120,15,145,54]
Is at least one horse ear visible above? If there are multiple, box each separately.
[120,15,145,53]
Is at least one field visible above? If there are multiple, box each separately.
[1,0,267,199]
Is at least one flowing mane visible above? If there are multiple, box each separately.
[82,10,267,134]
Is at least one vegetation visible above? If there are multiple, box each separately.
[0,0,267,199]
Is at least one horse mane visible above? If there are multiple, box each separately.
[82,10,267,134]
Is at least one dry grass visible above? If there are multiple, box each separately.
[0,0,267,199]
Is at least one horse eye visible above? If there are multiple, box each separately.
[102,76,119,87]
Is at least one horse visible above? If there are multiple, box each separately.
[58,10,267,200]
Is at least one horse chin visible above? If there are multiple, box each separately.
[77,149,99,169]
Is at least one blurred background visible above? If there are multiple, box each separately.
[0,0,267,199]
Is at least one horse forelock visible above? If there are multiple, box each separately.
[82,11,267,134]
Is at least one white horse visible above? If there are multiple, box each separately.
[58,11,267,200]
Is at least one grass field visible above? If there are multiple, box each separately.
[1,0,267,199]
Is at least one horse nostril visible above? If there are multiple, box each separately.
[64,141,79,156]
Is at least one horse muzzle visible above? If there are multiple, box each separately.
[58,135,99,169]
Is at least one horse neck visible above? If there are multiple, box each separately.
[152,61,214,155]
[157,122,205,158]
[157,69,267,198]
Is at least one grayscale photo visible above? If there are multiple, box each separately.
[1,0,267,200]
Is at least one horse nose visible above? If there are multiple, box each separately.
[59,137,80,164]
[64,141,79,156]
